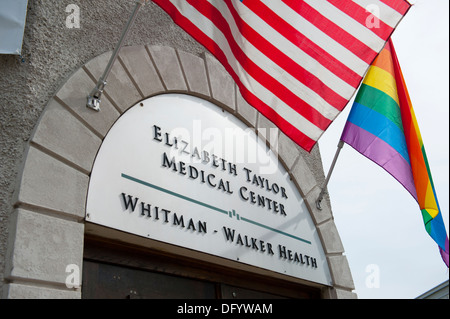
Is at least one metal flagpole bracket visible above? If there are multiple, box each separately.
[316,140,344,210]
[86,0,150,111]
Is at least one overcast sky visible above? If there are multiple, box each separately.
[318,0,449,299]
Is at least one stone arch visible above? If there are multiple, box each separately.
[5,45,355,298]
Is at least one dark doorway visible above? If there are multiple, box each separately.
[82,236,321,299]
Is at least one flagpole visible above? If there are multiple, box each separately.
[86,0,149,111]
[316,140,344,210]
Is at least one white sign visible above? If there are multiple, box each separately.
[0,0,28,55]
[86,94,332,285]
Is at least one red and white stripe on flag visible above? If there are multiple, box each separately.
[152,0,411,151]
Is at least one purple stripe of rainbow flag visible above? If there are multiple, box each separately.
[341,39,449,267]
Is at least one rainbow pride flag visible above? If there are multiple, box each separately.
[341,39,449,267]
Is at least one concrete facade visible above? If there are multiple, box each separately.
[0,1,355,298]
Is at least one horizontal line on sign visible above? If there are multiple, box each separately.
[121,173,229,215]
[121,173,311,245]
[240,217,311,245]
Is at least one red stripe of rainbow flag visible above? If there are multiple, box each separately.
[341,39,449,266]
[390,40,449,266]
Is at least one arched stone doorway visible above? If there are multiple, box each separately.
[4,45,355,299]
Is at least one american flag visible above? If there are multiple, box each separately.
[152,0,411,151]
